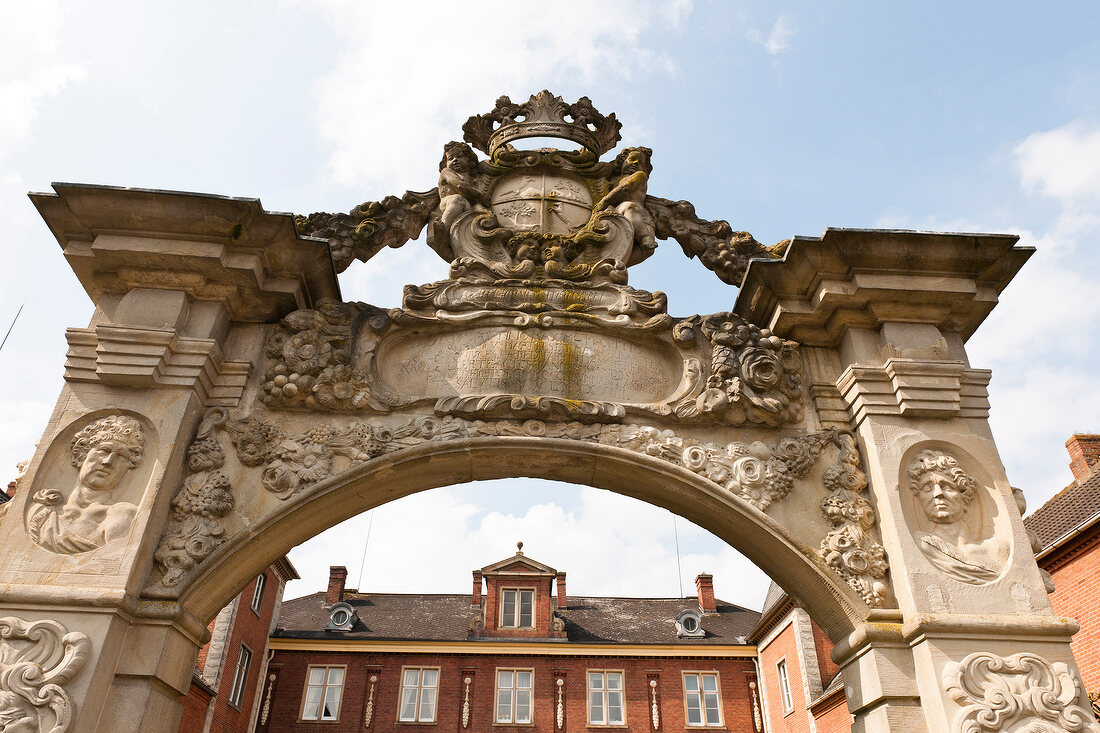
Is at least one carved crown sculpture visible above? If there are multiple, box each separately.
[462,91,622,158]
[295,91,781,284]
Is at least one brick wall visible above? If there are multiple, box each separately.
[1041,524,1100,696]
[758,618,814,733]
[260,648,758,732]
[178,682,213,733]
[1066,434,1100,482]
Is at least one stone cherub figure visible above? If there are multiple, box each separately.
[907,449,1005,583]
[26,415,145,554]
[594,147,657,257]
[437,141,487,229]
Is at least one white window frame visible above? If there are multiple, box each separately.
[587,669,626,726]
[251,572,266,614]
[398,666,440,723]
[500,587,535,628]
[300,665,346,722]
[777,658,794,714]
[495,668,534,724]
[228,644,252,709]
[682,671,723,727]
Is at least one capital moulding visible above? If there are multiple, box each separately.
[943,651,1098,733]
[147,411,888,607]
[837,359,991,424]
[64,326,250,407]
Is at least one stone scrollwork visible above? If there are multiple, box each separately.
[943,651,1099,732]
[819,434,888,607]
[153,408,235,588]
[672,312,802,426]
[0,616,91,733]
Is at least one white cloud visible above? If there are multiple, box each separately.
[748,14,795,55]
[1014,122,1100,203]
[296,0,685,193]
[0,1,85,166]
[286,481,771,611]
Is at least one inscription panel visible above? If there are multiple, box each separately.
[376,327,682,404]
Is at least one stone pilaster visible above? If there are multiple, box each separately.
[0,184,338,732]
[738,228,1094,732]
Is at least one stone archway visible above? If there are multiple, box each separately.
[3,93,1095,732]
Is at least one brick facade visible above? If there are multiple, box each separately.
[177,558,298,733]
[258,649,759,732]
[1038,524,1100,696]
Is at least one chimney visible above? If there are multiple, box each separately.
[326,566,347,605]
[555,572,567,610]
[471,571,483,606]
[695,573,716,614]
[1067,434,1100,482]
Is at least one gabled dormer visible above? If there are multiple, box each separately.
[472,542,565,638]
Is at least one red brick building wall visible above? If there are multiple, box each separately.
[178,682,214,733]
[758,618,814,733]
[258,649,759,732]
[1041,525,1100,695]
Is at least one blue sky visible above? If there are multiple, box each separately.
[1,1,1098,608]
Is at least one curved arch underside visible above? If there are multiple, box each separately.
[179,437,871,641]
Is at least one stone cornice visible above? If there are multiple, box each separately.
[267,637,758,658]
[735,228,1033,345]
[30,183,340,322]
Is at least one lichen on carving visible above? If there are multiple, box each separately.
[819,434,888,607]
[153,408,235,588]
[0,616,91,733]
[943,651,1098,732]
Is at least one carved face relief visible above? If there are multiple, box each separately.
[24,415,147,555]
[903,448,1007,585]
[914,469,971,524]
[77,441,131,492]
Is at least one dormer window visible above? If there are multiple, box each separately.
[501,588,535,628]
[326,602,358,631]
[677,610,705,638]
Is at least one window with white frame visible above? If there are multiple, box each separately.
[399,667,439,723]
[777,659,794,713]
[588,670,625,726]
[495,668,533,724]
[251,573,266,613]
[301,665,345,721]
[683,672,722,727]
[228,645,252,709]
[500,588,535,628]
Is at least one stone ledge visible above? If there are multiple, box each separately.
[735,228,1033,345]
[836,358,991,424]
[65,326,251,406]
[30,183,340,322]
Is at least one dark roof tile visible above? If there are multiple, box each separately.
[1024,470,1100,550]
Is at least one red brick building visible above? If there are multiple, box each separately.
[1024,433,1100,719]
[258,546,765,731]
[748,584,851,733]
[178,556,299,733]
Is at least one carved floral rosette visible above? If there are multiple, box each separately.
[153,408,236,588]
[0,616,91,733]
[943,652,1099,733]
[258,300,803,429]
[818,434,888,607]
[150,411,883,605]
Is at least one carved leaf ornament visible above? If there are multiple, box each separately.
[0,617,91,733]
[943,652,1099,733]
